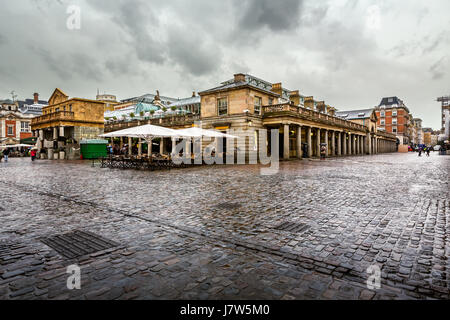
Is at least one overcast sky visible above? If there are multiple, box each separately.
[1,0,449,128]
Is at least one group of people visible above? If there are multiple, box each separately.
[418,146,431,157]
[1,147,37,162]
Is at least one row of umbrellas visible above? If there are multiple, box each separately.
[0,144,36,149]
[100,125,237,140]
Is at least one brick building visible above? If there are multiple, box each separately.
[375,97,412,146]
[0,93,47,145]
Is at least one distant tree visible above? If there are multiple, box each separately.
[140,111,144,117]
[130,113,135,118]
[170,106,177,111]
[162,107,167,113]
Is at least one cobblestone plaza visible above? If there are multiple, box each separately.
[0,153,449,300]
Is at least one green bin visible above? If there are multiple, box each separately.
[80,139,108,159]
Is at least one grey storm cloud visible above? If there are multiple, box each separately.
[0,0,449,129]
[238,0,303,31]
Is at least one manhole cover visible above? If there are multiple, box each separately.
[215,203,242,210]
[274,221,310,233]
[41,230,119,259]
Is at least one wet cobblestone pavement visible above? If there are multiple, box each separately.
[0,153,449,300]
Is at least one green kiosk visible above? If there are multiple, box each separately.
[80,139,108,159]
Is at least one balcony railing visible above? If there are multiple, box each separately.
[31,111,75,125]
[263,103,368,132]
[105,114,201,132]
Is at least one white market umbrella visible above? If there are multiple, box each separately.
[176,127,237,139]
[100,124,184,158]
[1,144,33,148]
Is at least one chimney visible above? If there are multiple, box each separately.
[234,73,246,83]
[317,101,326,113]
[192,91,196,97]
[33,92,39,104]
[304,96,314,110]
[290,90,300,106]
[271,83,283,96]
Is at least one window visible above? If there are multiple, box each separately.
[268,97,274,105]
[392,118,397,125]
[217,98,228,116]
[21,122,30,132]
[393,127,397,133]
[380,119,385,125]
[392,110,397,116]
[380,111,385,118]
[55,107,60,112]
[388,98,393,103]
[7,125,14,136]
[254,96,262,115]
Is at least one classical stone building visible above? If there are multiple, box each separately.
[31,88,105,159]
[105,74,397,159]
[195,74,397,159]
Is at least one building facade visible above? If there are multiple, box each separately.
[106,74,397,159]
[437,96,450,132]
[31,88,105,159]
[375,97,412,146]
[0,93,47,145]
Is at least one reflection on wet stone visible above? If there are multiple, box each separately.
[0,154,448,300]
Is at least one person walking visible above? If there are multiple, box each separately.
[418,147,422,157]
[320,144,327,160]
[426,148,431,157]
[30,148,37,161]
[2,147,10,162]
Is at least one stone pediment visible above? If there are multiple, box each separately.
[48,88,69,105]
[1,111,21,120]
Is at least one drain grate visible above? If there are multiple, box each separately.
[215,203,242,210]
[41,230,119,259]
[274,221,310,233]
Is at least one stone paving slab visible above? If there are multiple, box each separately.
[0,153,449,300]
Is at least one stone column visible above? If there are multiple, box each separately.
[120,137,124,149]
[160,138,164,154]
[53,127,58,140]
[148,138,153,158]
[307,127,312,158]
[138,138,142,157]
[171,138,177,156]
[348,133,352,155]
[343,133,347,156]
[296,125,302,159]
[39,130,44,141]
[284,124,290,160]
[337,132,342,156]
[331,131,336,156]
[360,136,364,155]
[366,133,371,155]
[355,135,359,155]
[59,126,65,137]
[316,128,321,158]
[185,138,191,158]
[353,135,357,155]
[324,130,329,157]
[128,137,132,156]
